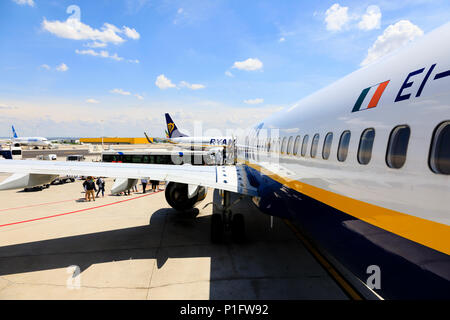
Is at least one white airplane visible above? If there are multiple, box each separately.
[10,125,52,148]
[165,113,232,146]
[1,22,450,299]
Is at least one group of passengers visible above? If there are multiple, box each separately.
[140,178,160,194]
[82,176,160,201]
[82,176,105,202]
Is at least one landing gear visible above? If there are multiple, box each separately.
[211,213,224,243]
[209,190,245,244]
[231,213,245,243]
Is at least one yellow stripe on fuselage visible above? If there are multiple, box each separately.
[242,160,450,255]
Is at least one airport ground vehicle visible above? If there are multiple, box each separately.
[36,154,57,160]
[66,155,85,161]
[0,144,22,160]
[51,175,76,185]
[24,184,50,192]
[101,148,223,165]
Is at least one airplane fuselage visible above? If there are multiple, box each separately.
[170,136,232,146]
[13,137,51,147]
[234,22,450,299]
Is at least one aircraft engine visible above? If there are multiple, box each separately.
[165,182,207,211]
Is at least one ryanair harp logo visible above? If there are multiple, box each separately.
[352,80,389,112]
[167,122,175,134]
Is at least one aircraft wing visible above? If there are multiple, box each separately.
[0,160,258,196]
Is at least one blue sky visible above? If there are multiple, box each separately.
[1,0,449,137]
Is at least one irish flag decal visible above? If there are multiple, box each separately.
[352,80,390,112]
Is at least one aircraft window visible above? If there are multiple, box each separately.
[281,137,287,154]
[337,131,351,162]
[358,128,375,165]
[301,135,309,156]
[386,125,410,169]
[430,121,450,174]
[322,132,333,160]
[293,135,301,155]
[287,136,294,154]
[310,134,320,158]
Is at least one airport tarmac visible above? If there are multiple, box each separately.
[0,172,349,300]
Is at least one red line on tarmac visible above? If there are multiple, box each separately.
[0,198,77,213]
[0,191,163,228]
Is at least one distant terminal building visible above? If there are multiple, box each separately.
[79,137,153,145]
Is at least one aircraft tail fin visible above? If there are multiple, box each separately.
[144,132,153,144]
[165,113,188,138]
[11,126,18,138]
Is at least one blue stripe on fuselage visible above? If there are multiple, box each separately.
[243,164,450,299]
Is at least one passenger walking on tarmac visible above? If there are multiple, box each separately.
[96,177,105,198]
[151,179,159,192]
[141,178,148,193]
[83,176,97,202]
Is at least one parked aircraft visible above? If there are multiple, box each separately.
[165,113,232,146]
[10,126,52,148]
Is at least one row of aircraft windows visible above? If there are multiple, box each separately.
[250,121,450,175]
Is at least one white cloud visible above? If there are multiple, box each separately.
[279,37,286,42]
[42,18,127,45]
[75,49,124,61]
[155,76,205,90]
[40,64,50,70]
[174,7,187,25]
[155,74,176,89]
[42,17,140,50]
[225,70,234,77]
[179,81,205,90]
[232,58,263,71]
[122,26,140,40]
[325,3,350,31]
[361,20,423,66]
[86,99,100,104]
[244,98,264,105]
[109,89,143,100]
[358,5,381,31]
[110,88,131,96]
[12,0,34,7]
[84,41,107,48]
[56,63,68,72]
[128,59,140,64]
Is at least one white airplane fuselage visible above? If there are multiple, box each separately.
[234,22,450,299]
[170,136,232,146]
[13,137,51,147]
